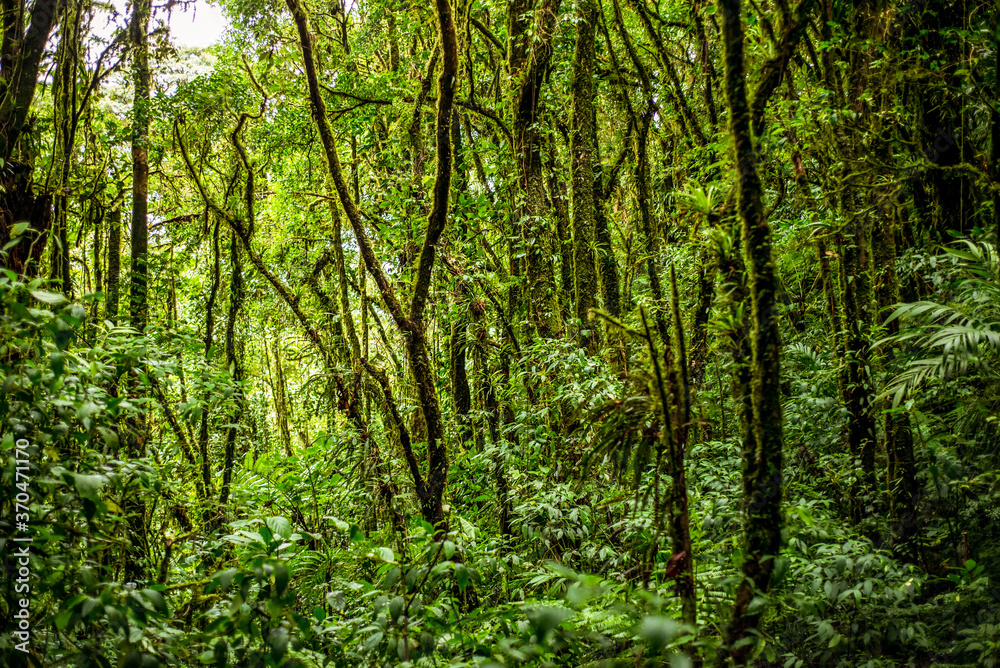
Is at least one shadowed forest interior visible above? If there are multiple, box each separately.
[2,0,1000,665]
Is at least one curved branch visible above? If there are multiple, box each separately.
[749,0,817,137]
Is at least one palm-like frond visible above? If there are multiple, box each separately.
[581,393,657,489]
[787,342,825,370]
[881,242,1000,406]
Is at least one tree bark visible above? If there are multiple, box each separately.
[839,222,877,521]
[105,207,121,321]
[219,231,245,508]
[0,0,59,160]
[570,0,600,349]
[122,0,152,585]
[872,213,920,556]
[717,0,785,659]
[285,0,460,534]
[198,220,221,498]
[994,3,1000,250]
[129,0,150,332]
[509,0,563,338]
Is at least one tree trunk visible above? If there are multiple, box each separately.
[838,222,877,521]
[91,203,103,320]
[546,142,575,320]
[570,0,600,350]
[105,207,121,321]
[450,110,473,446]
[667,266,696,626]
[688,244,717,391]
[0,0,58,275]
[220,231,246,507]
[50,0,83,295]
[0,0,59,160]
[509,0,563,338]
[717,0,785,659]
[271,341,293,457]
[122,0,152,586]
[129,0,150,332]
[449,311,473,447]
[472,300,512,537]
[329,202,361,361]
[285,0,461,535]
[634,108,669,345]
[872,213,920,556]
[994,3,1000,250]
[198,220,221,499]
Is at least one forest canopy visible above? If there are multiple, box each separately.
[2,0,1000,666]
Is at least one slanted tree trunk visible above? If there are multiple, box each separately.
[285,0,461,536]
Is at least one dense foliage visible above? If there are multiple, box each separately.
[2,0,1000,665]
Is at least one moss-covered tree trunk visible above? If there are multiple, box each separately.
[450,111,473,445]
[509,0,563,338]
[123,0,151,584]
[50,0,82,296]
[838,220,877,521]
[219,231,245,508]
[570,0,599,349]
[129,0,150,333]
[105,207,121,322]
[718,0,785,659]
[0,0,58,275]
[994,3,1000,250]
[547,143,575,320]
[872,213,920,555]
[286,0,460,536]
[472,300,513,537]
[198,221,221,500]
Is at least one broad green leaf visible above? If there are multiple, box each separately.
[30,290,68,306]
[266,515,292,540]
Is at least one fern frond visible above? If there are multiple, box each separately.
[881,242,1000,406]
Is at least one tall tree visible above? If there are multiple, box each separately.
[508,0,563,338]
[121,0,152,585]
[129,0,150,331]
[0,0,59,274]
[570,0,600,348]
[285,0,460,533]
[717,0,785,659]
